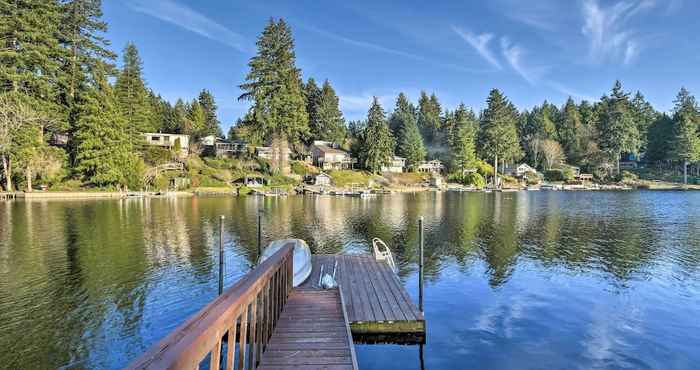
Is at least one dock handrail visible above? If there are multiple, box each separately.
[372,238,397,272]
[126,244,294,370]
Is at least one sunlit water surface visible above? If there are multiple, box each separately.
[0,192,699,369]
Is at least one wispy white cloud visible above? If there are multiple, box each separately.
[452,27,502,69]
[547,81,595,101]
[300,24,491,74]
[500,37,547,85]
[581,0,654,65]
[127,0,250,53]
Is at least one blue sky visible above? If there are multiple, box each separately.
[103,0,700,131]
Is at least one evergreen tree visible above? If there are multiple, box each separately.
[74,63,141,188]
[630,91,658,153]
[314,80,346,145]
[671,88,700,184]
[598,81,639,174]
[238,18,309,147]
[645,114,674,163]
[115,43,153,139]
[304,77,322,141]
[198,89,221,137]
[186,100,206,137]
[477,89,521,186]
[393,96,426,170]
[417,91,441,144]
[361,97,394,173]
[449,103,478,173]
[58,0,116,105]
[578,100,599,128]
[0,0,64,102]
[558,97,583,163]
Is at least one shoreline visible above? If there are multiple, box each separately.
[3,182,700,201]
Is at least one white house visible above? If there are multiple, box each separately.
[313,172,332,186]
[505,163,537,178]
[381,156,406,173]
[143,133,189,157]
[310,141,356,170]
[256,146,292,161]
[417,160,444,174]
[201,136,248,158]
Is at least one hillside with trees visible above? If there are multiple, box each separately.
[2,2,700,193]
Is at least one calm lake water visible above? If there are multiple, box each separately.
[1,192,699,370]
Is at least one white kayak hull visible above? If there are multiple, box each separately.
[259,239,312,287]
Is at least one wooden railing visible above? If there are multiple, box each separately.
[126,244,294,370]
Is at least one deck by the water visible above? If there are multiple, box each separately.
[127,245,424,370]
[302,255,425,338]
[258,288,358,370]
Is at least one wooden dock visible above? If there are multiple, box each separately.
[303,255,425,337]
[127,244,424,370]
[258,288,358,370]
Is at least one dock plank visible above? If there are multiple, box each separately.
[258,289,357,370]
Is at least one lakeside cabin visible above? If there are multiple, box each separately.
[312,172,332,186]
[417,160,444,174]
[381,156,406,173]
[143,133,190,158]
[200,135,248,158]
[311,140,357,170]
[505,163,537,178]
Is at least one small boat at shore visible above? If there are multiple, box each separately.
[259,239,312,287]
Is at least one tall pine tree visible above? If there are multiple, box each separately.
[597,81,639,174]
[630,91,657,153]
[115,43,153,141]
[449,103,478,173]
[477,89,521,186]
[671,88,700,184]
[198,89,221,138]
[417,91,441,144]
[558,97,583,164]
[392,93,425,169]
[361,97,394,173]
[313,80,346,145]
[238,18,309,149]
[74,63,141,189]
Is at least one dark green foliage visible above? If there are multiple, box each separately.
[360,98,394,173]
[630,92,657,153]
[477,89,521,164]
[198,89,221,137]
[558,97,583,163]
[115,43,154,138]
[544,169,573,182]
[597,81,639,172]
[670,88,700,164]
[391,93,425,169]
[238,18,309,146]
[304,78,322,140]
[449,103,478,172]
[313,80,346,144]
[645,114,674,162]
[417,91,441,144]
[73,63,141,188]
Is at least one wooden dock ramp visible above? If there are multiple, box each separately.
[258,288,358,370]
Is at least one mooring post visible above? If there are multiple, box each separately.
[418,216,424,313]
[257,210,262,259]
[219,215,225,296]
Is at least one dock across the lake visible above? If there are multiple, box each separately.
[127,245,425,370]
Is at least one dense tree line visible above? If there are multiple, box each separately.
[0,0,222,191]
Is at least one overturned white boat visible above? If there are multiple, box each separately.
[259,239,312,287]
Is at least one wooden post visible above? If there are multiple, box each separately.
[418,216,424,313]
[219,215,225,296]
[257,211,262,259]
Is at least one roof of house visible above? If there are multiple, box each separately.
[314,145,347,155]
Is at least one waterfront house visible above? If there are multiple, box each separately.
[381,156,406,173]
[310,141,356,170]
[200,136,248,158]
[505,163,537,178]
[417,160,444,174]
[143,133,190,157]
